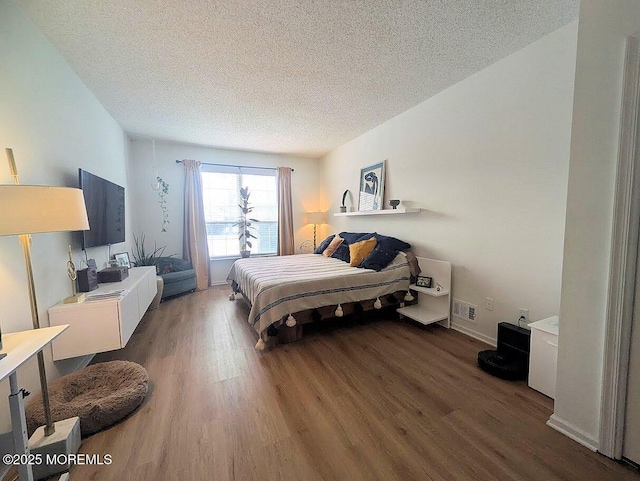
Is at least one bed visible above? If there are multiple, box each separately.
[227,243,415,349]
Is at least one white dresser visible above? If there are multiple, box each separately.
[48,266,156,360]
[528,316,559,399]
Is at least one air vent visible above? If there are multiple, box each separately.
[453,299,477,323]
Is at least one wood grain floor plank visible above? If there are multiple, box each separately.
[57,285,638,480]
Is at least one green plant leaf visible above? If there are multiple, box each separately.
[132,233,168,266]
[237,186,258,247]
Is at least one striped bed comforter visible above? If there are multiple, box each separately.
[226,252,411,338]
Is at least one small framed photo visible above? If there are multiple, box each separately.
[114,252,131,268]
[416,276,432,288]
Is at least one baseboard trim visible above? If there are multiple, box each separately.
[450,322,496,347]
[547,414,599,452]
[210,281,228,286]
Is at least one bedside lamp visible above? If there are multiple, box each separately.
[0,149,88,472]
[305,212,326,250]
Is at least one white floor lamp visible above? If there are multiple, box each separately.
[0,148,89,479]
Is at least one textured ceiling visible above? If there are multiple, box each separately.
[16,0,579,158]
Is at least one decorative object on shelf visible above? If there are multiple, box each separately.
[416,275,432,288]
[358,160,386,211]
[340,189,349,213]
[64,245,86,304]
[97,266,129,283]
[114,252,131,268]
[76,267,98,292]
[150,140,170,232]
[132,233,167,271]
[0,147,88,461]
[235,186,259,258]
[389,199,400,209]
[305,211,326,249]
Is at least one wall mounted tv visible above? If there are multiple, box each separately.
[79,169,125,249]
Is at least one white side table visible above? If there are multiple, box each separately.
[397,257,452,328]
[528,316,559,399]
[0,326,68,481]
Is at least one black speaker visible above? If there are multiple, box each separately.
[478,322,531,380]
[77,268,98,292]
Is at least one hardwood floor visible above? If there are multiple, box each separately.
[63,286,637,480]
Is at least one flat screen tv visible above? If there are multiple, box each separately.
[79,169,125,248]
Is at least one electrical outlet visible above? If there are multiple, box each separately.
[519,308,529,320]
[486,297,494,311]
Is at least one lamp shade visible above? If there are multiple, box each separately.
[306,212,326,225]
[0,185,89,236]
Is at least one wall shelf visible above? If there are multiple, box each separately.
[334,208,420,217]
[408,284,449,297]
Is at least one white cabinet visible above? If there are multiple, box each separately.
[48,267,156,360]
[397,257,451,328]
[528,316,559,399]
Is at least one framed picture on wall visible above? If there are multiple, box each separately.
[358,160,386,211]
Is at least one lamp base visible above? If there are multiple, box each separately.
[63,293,86,304]
[29,417,81,480]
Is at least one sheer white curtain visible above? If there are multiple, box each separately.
[182,159,210,290]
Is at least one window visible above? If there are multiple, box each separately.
[201,165,278,257]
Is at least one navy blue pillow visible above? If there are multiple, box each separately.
[360,243,398,271]
[331,244,351,263]
[339,232,370,245]
[314,234,335,254]
[363,232,411,251]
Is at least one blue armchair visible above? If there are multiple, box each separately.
[156,257,197,299]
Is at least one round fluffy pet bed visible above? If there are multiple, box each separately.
[26,360,149,436]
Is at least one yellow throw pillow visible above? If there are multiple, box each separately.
[323,235,344,257]
[349,237,377,267]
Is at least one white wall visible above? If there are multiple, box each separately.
[128,139,321,284]
[554,0,640,450]
[0,0,131,441]
[321,22,578,345]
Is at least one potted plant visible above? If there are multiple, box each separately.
[340,189,349,213]
[235,186,259,258]
[132,233,167,269]
[132,233,168,309]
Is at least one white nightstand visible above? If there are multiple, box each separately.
[396,257,451,328]
[528,316,559,399]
